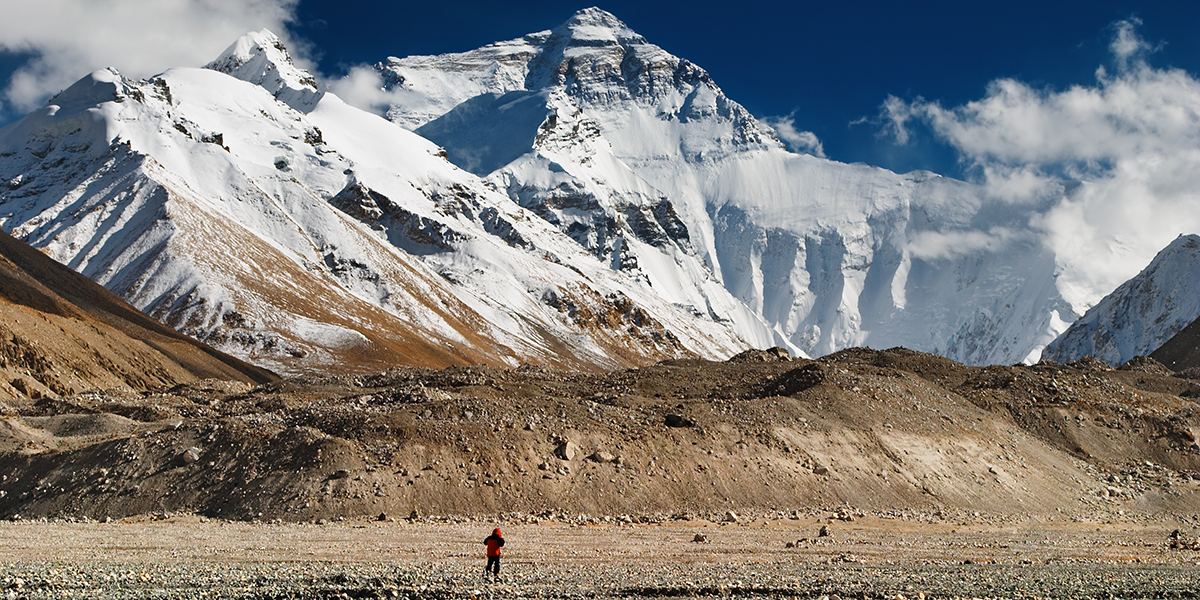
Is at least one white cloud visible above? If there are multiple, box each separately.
[327,65,395,115]
[763,114,826,158]
[907,227,1021,261]
[1110,17,1152,69]
[0,0,301,117]
[885,20,1200,312]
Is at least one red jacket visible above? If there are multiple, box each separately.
[484,529,505,557]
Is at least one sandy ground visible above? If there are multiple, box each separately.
[2,515,1199,566]
[3,517,1200,598]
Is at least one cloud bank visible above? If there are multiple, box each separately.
[0,0,301,117]
[887,20,1200,312]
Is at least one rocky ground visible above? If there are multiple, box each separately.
[4,347,1200,597]
[2,515,1200,598]
[2,347,1200,522]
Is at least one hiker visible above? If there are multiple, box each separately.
[483,527,505,578]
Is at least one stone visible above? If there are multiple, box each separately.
[588,451,618,463]
[330,469,351,480]
[723,510,739,523]
[664,414,694,428]
[818,525,830,537]
[692,533,707,543]
[181,447,202,464]
[813,465,829,476]
[554,441,579,461]
[377,513,388,521]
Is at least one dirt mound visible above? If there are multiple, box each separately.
[1120,356,1174,375]
[761,362,826,396]
[1,348,1199,522]
[726,347,793,363]
[1070,356,1113,372]
[0,229,276,403]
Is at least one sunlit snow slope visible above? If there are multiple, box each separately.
[0,30,762,374]
[377,8,1078,365]
[1045,234,1200,366]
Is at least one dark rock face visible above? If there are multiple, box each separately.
[1152,315,1200,373]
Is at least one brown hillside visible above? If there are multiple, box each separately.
[2,347,1199,522]
[0,229,276,402]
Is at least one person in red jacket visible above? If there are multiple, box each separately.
[483,528,505,578]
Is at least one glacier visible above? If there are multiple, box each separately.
[372,8,1078,365]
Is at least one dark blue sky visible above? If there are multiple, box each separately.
[290,0,1199,178]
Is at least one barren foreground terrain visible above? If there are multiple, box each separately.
[4,347,1200,521]
[1,515,1200,598]
[5,348,1200,597]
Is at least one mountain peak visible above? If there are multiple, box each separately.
[205,29,321,111]
[556,7,642,44]
[565,7,628,29]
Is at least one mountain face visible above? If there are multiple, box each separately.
[1151,314,1200,374]
[0,29,770,375]
[0,228,274,401]
[376,8,1077,365]
[1045,234,1200,366]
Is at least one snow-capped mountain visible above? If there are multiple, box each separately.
[372,7,1077,365]
[1044,234,1200,366]
[0,29,770,375]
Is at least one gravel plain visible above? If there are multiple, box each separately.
[2,514,1200,599]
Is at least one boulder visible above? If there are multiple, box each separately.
[181,447,202,464]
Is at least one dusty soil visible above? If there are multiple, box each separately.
[1,516,1200,598]
[2,347,1200,524]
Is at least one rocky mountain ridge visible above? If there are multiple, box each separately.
[0,29,778,375]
